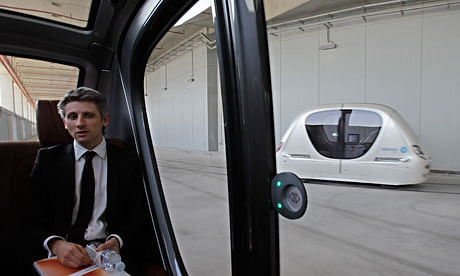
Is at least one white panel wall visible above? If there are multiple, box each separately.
[420,7,460,170]
[145,45,216,151]
[269,5,460,170]
[207,49,218,151]
[366,11,422,135]
[13,85,22,116]
[0,69,36,141]
[23,95,29,120]
[0,73,14,111]
[280,30,319,141]
[319,21,366,104]
[268,35,281,144]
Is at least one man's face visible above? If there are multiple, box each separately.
[62,101,109,150]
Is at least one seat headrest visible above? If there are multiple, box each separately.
[37,100,73,147]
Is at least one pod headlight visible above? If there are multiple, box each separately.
[412,145,427,160]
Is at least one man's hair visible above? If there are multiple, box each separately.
[57,87,109,119]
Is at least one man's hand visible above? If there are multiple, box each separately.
[50,239,92,268]
[96,237,120,253]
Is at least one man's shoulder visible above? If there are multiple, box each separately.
[38,142,72,156]
[106,141,137,158]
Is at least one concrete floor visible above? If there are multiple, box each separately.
[154,147,460,276]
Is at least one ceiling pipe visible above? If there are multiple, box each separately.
[11,71,77,77]
[268,0,408,29]
[22,77,76,82]
[199,32,217,49]
[146,28,216,72]
[0,55,35,108]
[15,64,78,72]
[268,0,460,35]
[22,84,75,89]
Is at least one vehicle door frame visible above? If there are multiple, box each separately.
[118,0,280,275]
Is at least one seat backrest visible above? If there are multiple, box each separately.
[0,141,41,234]
[0,101,67,270]
[0,100,70,272]
[0,140,41,273]
[37,100,73,147]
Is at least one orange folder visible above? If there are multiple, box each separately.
[34,257,128,276]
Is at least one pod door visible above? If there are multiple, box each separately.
[306,109,382,179]
[303,110,341,176]
[340,109,382,179]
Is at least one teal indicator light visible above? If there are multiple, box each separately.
[277,181,282,187]
[277,203,282,209]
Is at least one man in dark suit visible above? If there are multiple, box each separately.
[27,87,158,275]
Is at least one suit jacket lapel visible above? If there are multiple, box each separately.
[57,143,76,230]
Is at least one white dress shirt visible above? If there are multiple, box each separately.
[72,138,108,241]
[44,138,123,255]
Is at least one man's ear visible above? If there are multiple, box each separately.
[102,114,110,127]
[62,118,68,129]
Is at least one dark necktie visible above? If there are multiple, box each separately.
[68,151,96,244]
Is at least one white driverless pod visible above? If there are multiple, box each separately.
[276,104,431,185]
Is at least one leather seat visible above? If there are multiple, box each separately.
[36,100,73,147]
[0,100,71,274]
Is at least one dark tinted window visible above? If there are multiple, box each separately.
[305,109,382,159]
[343,110,382,159]
[305,110,341,158]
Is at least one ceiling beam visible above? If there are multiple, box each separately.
[14,71,77,77]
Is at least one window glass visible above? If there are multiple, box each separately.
[305,110,341,158]
[143,1,230,274]
[0,55,79,141]
[0,0,93,28]
[267,1,459,275]
[343,110,382,159]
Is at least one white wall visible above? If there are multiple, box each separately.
[319,21,366,104]
[0,73,14,111]
[0,70,37,141]
[268,5,460,170]
[145,45,218,151]
[420,8,460,170]
[13,84,22,116]
[207,49,218,151]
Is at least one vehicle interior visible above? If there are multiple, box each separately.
[1,0,459,275]
[0,0,279,275]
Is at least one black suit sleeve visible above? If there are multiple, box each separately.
[25,144,74,260]
[105,146,159,268]
[26,148,60,259]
